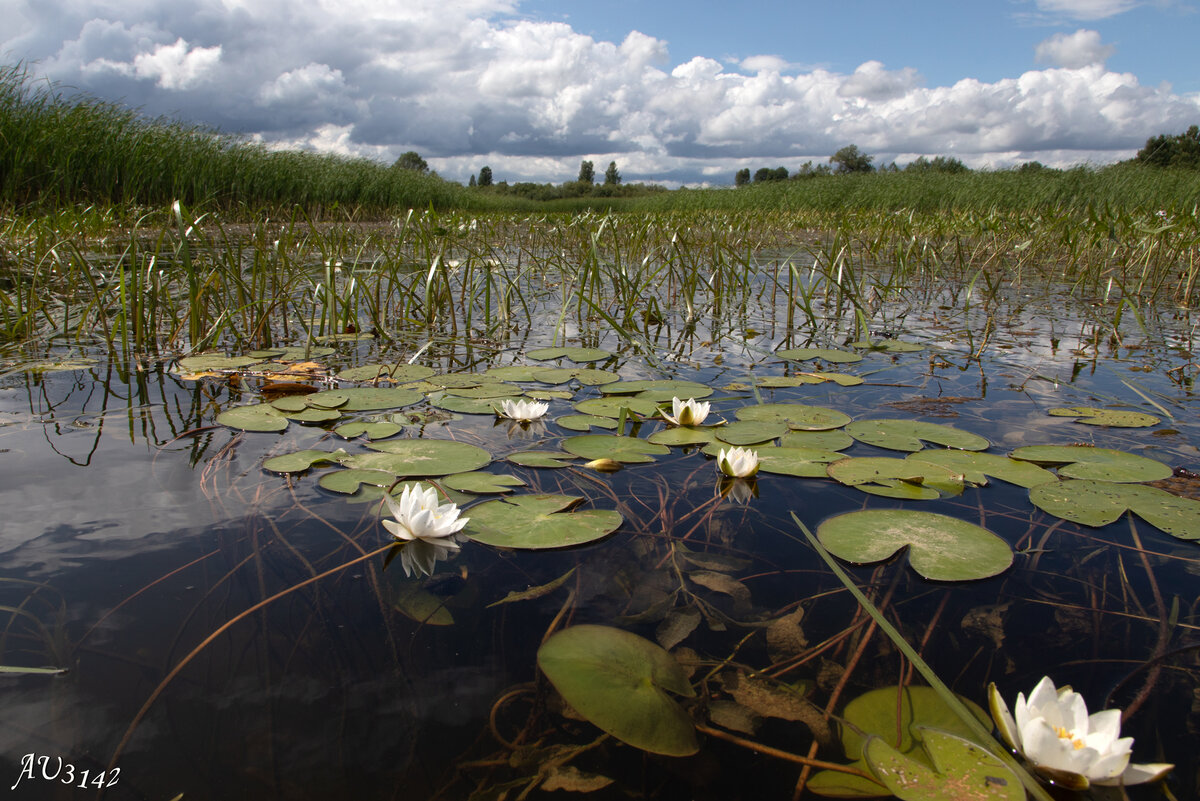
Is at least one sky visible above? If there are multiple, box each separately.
[3,0,1199,186]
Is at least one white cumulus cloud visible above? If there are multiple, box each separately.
[1035,0,1142,19]
[1035,29,1115,67]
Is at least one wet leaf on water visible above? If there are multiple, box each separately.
[262,448,349,474]
[431,394,520,415]
[905,450,1057,489]
[845,419,989,452]
[648,427,717,447]
[487,566,577,608]
[573,396,660,419]
[526,346,614,362]
[215,403,289,432]
[316,468,396,494]
[776,347,862,364]
[850,338,924,353]
[562,434,670,464]
[269,395,310,413]
[827,457,965,499]
[525,389,574,400]
[1009,445,1173,482]
[336,363,436,383]
[444,382,524,398]
[1048,406,1161,428]
[816,509,1013,581]
[715,420,788,446]
[537,625,698,756]
[177,353,263,373]
[480,365,540,382]
[465,494,623,549]
[307,386,424,411]
[507,450,577,468]
[333,420,404,440]
[556,414,620,432]
[840,685,993,762]
[780,429,855,451]
[531,367,622,385]
[443,471,526,494]
[736,403,851,431]
[754,374,826,387]
[282,407,343,424]
[1029,479,1200,539]
[600,379,712,397]
[864,727,1023,801]
[344,440,492,477]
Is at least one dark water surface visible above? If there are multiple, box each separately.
[1,277,1197,800]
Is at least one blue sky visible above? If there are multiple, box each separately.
[3,0,1198,185]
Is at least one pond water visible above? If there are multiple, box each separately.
[0,260,1198,801]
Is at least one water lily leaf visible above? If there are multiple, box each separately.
[333,420,404,440]
[527,346,613,362]
[755,375,826,387]
[282,407,343,424]
[1048,406,1161,428]
[635,385,717,402]
[444,382,524,398]
[317,468,397,494]
[262,449,348,474]
[776,347,862,364]
[537,625,698,756]
[781,430,855,451]
[556,414,619,432]
[1009,445,1172,482]
[850,338,924,353]
[526,389,574,400]
[259,345,336,360]
[574,397,660,418]
[336,364,436,383]
[864,728,1023,801]
[216,403,289,432]
[806,764,890,798]
[307,386,424,411]
[1029,479,1200,539]
[393,583,454,626]
[269,395,311,413]
[846,420,989,452]
[301,391,350,410]
[700,443,842,477]
[840,685,993,761]
[465,494,623,549]
[601,379,712,397]
[817,510,1013,581]
[344,440,491,476]
[530,367,621,385]
[177,354,263,373]
[444,471,526,494]
[715,420,788,446]
[507,450,577,468]
[562,435,670,464]
[812,372,864,387]
[736,403,852,431]
[432,395,520,415]
[481,365,540,382]
[828,457,964,499]
[906,451,1057,489]
[649,427,717,446]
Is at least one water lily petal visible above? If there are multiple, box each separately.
[987,682,1021,752]
[1021,718,1098,777]
[1085,709,1122,748]
[1100,761,1175,786]
[1085,748,1132,782]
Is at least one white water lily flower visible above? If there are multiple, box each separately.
[988,677,1172,789]
[717,446,759,478]
[499,398,549,421]
[661,396,710,426]
[382,485,469,576]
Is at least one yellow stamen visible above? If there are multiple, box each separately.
[1054,726,1086,749]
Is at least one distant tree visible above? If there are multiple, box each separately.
[393,151,429,172]
[1016,161,1050,173]
[830,144,874,174]
[904,155,968,174]
[1136,125,1200,169]
[791,161,832,179]
[753,166,788,183]
[604,161,621,185]
[478,166,493,187]
[735,168,751,186]
[578,160,595,184]
[468,174,476,187]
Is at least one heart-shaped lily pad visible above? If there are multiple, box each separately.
[776,347,862,364]
[1048,406,1161,428]
[864,728,1023,801]
[317,468,397,494]
[307,386,424,411]
[573,397,660,419]
[817,509,1013,581]
[343,439,491,476]
[530,367,621,385]
[1009,445,1172,482]
[537,625,697,756]
[507,450,577,468]
[526,346,613,362]
[906,450,1057,489]
[846,420,989,452]
[715,420,788,446]
[780,430,855,451]
[334,420,404,440]
[465,494,623,549]
[562,435,671,464]
[482,365,540,382]
[262,449,349,474]
[827,457,964,499]
[433,395,521,415]
[736,403,851,431]
[177,354,263,373]
[648,427,717,447]
[556,414,620,432]
[1029,479,1200,539]
[282,407,343,424]
[850,338,924,352]
[754,374,826,388]
[444,471,527,494]
[444,382,524,398]
[336,364,436,383]
[600,379,711,397]
[216,403,289,432]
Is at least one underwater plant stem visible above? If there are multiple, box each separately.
[695,724,873,778]
[106,542,394,775]
[1120,517,1170,722]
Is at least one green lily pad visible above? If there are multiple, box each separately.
[336,364,436,383]
[556,414,620,432]
[527,346,614,362]
[425,373,495,389]
[262,449,349,474]
[216,403,289,432]
[269,395,311,413]
[850,338,924,353]
[444,472,527,494]
[776,347,862,364]
[780,430,855,451]
[1029,479,1200,539]
[465,494,623,549]
[317,468,398,494]
[736,403,851,431]
[445,382,524,398]
[1048,406,1161,428]
[507,450,577,468]
[537,625,697,756]
[334,420,404,440]
[530,367,622,385]
[526,389,575,400]
[282,407,343,424]
[845,420,989,452]
[715,420,788,446]
[828,457,965,500]
[562,435,670,464]
[817,509,1013,581]
[432,395,520,415]
[307,386,424,411]
[481,365,540,382]
[574,397,660,419]
[344,440,492,477]
[864,728,1023,801]
[754,375,826,388]
[600,379,712,397]
[648,427,717,447]
[1009,445,1172,482]
[177,354,263,373]
[906,451,1057,489]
